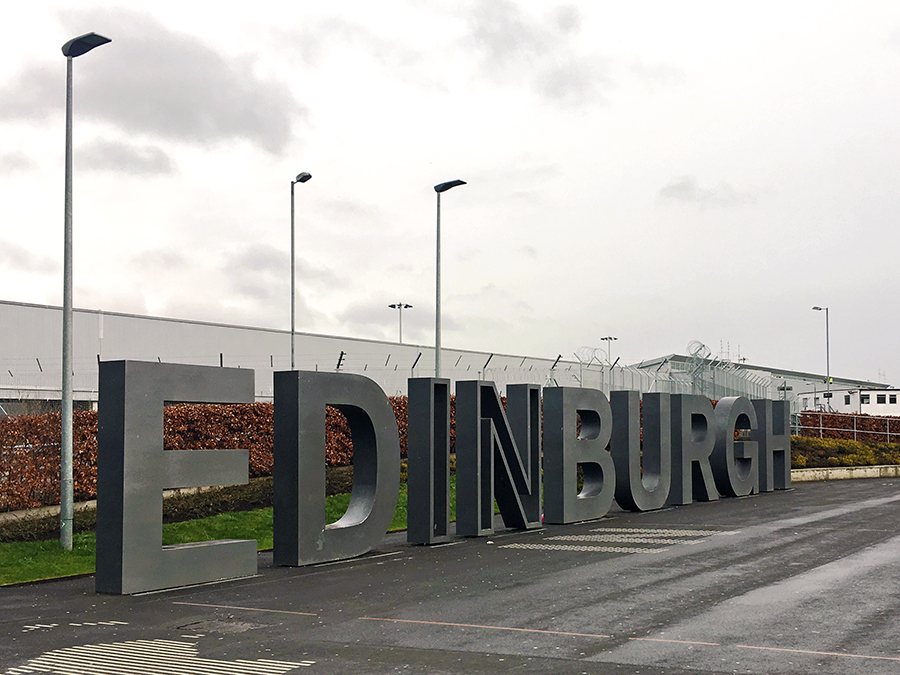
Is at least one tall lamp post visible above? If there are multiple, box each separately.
[600,336,617,393]
[290,172,312,370]
[60,32,110,552]
[388,302,412,344]
[812,306,830,397]
[433,179,466,378]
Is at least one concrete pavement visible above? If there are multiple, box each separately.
[3,478,900,674]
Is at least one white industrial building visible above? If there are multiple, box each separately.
[0,299,885,417]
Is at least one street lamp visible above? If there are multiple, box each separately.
[60,32,111,552]
[388,302,412,344]
[290,172,312,370]
[433,179,466,378]
[599,336,618,364]
[600,336,617,394]
[812,306,830,397]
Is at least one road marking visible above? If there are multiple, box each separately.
[312,551,403,567]
[629,637,721,646]
[173,602,317,617]
[3,639,311,674]
[734,643,900,662]
[548,534,705,545]
[589,527,731,537]
[499,543,668,553]
[358,618,900,664]
[360,616,612,639]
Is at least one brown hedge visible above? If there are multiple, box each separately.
[798,410,900,444]
[0,396,431,513]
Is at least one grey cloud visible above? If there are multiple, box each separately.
[292,17,425,70]
[133,248,189,271]
[0,151,37,176]
[0,65,60,121]
[0,241,59,274]
[659,176,756,208]
[337,298,431,343]
[223,244,342,301]
[466,1,610,104]
[0,9,304,154]
[79,139,174,174]
[226,244,288,274]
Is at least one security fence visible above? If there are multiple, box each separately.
[796,410,900,444]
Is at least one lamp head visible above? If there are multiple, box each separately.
[62,32,111,58]
[295,172,312,183]
[434,179,466,193]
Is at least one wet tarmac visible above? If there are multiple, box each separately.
[3,478,900,674]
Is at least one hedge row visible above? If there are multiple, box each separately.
[791,435,900,468]
[798,410,900,444]
[0,396,450,513]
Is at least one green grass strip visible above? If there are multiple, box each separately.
[0,479,458,587]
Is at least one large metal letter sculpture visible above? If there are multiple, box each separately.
[273,371,400,565]
[407,378,451,545]
[752,399,792,491]
[95,361,256,595]
[711,396,759,497]
[543,387,616,524]
[455,381,541,536]
[668,394,719,505]
[611,391,672,511]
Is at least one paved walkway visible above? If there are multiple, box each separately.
[3,478,900,674]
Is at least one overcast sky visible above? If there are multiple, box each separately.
[2,1,900,383]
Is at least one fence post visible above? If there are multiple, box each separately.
[819,412,823,439]
[853,415,856,442]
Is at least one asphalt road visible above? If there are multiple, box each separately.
[3,478,900,675]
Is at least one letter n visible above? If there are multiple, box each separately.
[455,381,542,536]
[273,371,400,565]
[95,361,256,595]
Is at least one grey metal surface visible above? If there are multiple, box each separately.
[406,378,451,545]
[542,387,616,524]
[753,398,792,491]
[273,371,400,565]
[667,394,719,505]
[610,391,672,511]
[95,360,256,595]
[711,396,759,497]
[455,381,541,536]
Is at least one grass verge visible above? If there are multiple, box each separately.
[0,479,456,587]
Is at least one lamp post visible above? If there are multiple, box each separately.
[388,302,412,344]
[812,306,830,396]
[600,336,617,394]
[60,32,110,552]
[433,179,466,378]
[290,172,312,370]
